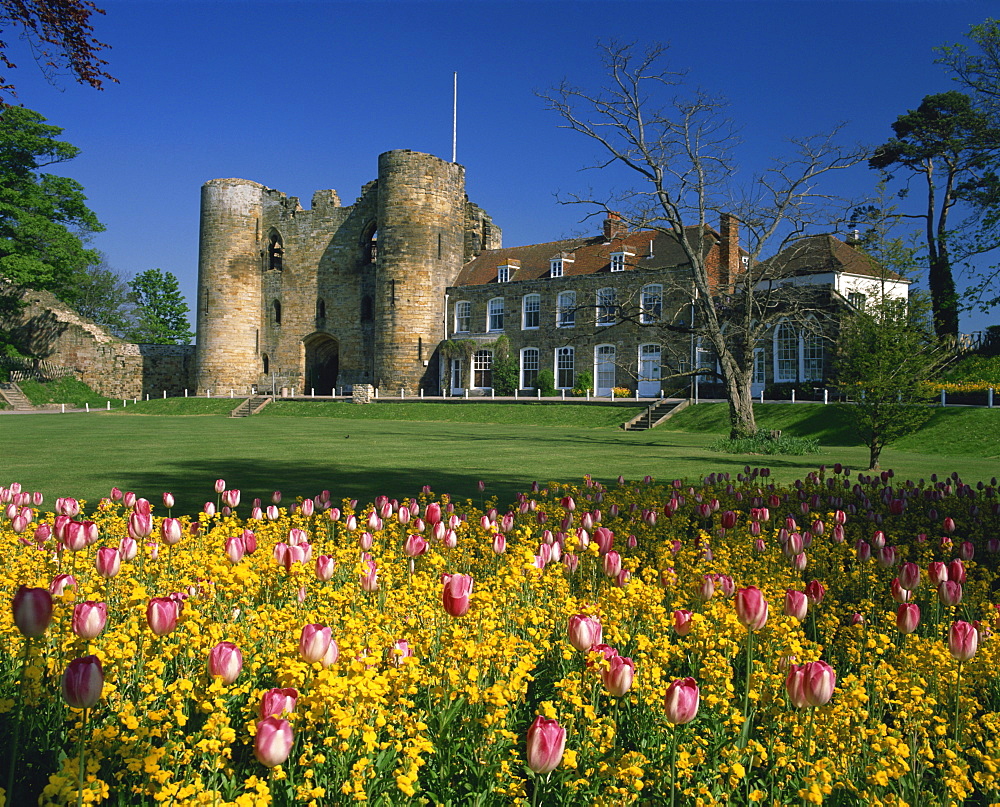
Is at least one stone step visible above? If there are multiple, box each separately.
[0,381,35,410]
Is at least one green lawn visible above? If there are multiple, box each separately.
[1,401,997,511]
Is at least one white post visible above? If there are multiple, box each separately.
[208,389,211,398]
[464,389,469,399]
[311,388,315,398]
[61,403,65,414]
[230,389,234,398]
[760,389,764,404]
[491,388,495,399]
[106,401,110,410]
[514,390,518,399]
[537,389,541,399]
[824,388,829,405]
[184,389,188,397]
[146,394,150,401]
[990,388,994,408]
[791,389,796,404]
[163,390,167,399]
[375,388,379,399]
[85,403,89,413]
[122,399,126,407]
[420,389,424,398]
[401,388,405,399]
[635,389,639,400]
[134,397,137,404]
[941,389,946,407]
[563,390,567,400]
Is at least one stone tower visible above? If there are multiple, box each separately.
[193,151,498,396]
[374,150,467,393]
[194,178,265,394]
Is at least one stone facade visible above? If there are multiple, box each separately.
[0,283,196,398]
[195,149,500,396]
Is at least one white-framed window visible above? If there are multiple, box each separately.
[454,300,471,333]
[595,344,616,393]
[848,291,867,311]
[557,291,576,328]
[775,322,797,382]
[550,260,564,278]
[610,250,634,273]
[521,348,540,389]
[473,349,493,388]
[641,284,662,324]
[498,265,511,283]
[556,346,575,389]
[488,297,504,332]
[596,287,616,326]
[753,348,767,385]
[803,323,824,381]
[522,294,540,330]
[638,343,661,393]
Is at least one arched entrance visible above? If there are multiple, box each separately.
[304,333,339,395]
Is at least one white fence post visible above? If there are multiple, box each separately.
[184,389,188,397]
[990,388,995,408]
[85,403,89,412]
[824,388,829,405]
[759,390,764,404]
[106,401,110,411]
[941,389,946,407]
[791,389,796,404]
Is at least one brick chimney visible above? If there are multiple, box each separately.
[718,213,741,286]
[603,212,628,242]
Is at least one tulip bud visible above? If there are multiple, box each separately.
[72,601,108,640]
[567,614,602,652]
[898,562,920,591]
[254,717,293,767]
[12,586,53,637]
[404,534,428,558]
[61,655,104,709]
[299,624,332,664]
[360,558,378,592]
[214,479,226,494]
[207,641,243,684]
[602,550,623,580]
[673,609,694,637]
[805,580,826,605]
[783,590,808,621]
[146,597,180,636]
[525,716,566,774]
[442,573,473,617]
[664,677,700,724]
[95,546,121,579]
[49,574,77,596]
[939,580,964,606]
[896,603,920,634]
[602,655,635,696]
[259,687,298,719]
[315,554,335,581]
[948,620,979,662]
[735,587,769,631]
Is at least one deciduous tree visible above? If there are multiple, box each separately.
[541,42,866,438]
[128,269,193,345]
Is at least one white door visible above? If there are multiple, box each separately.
[638,344,661,397]
[450,359,464,395]
[595,345,616,397]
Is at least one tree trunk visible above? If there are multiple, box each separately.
[725,373,757,439]
[928,252,959,339]
[869,442,882,471]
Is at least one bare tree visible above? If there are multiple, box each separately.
[540,42,867,438]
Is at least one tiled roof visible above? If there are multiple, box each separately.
[453,226,715,286]
[763,235,909,282]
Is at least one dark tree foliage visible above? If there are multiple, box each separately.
[73,254,134,336]
[0,0,115,101]
[0,105,104,300]
[870,91,1000,338]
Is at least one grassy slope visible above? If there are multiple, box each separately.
[3,401,997,511]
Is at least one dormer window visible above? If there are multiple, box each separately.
[550,252,574,278]
[497,259,519,283]
[610,249,634,273]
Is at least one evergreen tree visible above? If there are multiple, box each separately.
[128,269,194,345]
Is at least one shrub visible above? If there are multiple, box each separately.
[573,371,593,397]
[942,354,1000,385]
[536,369,557,397]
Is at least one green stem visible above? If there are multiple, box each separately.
[743,629,754,723]
[76,707,89,807]
[954,661,963,745]
[5,637,32,805]
[670,726,679,807]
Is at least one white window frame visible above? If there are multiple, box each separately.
[557,291,576,328]
[596,287,616,326]
[774,321,798,383]
[454,300,471,334]
[550,260,563,278]
[473,349,493,389]
[641,284,662,324]
[595,344,616,395]
[522,294,540,330]
[556,346,575,389]
[520,347,540,389]
[802,320,824,381]
[497,265,511,283]
[488,297,505,332]
[848,291,867,311]
[610,250,634,273]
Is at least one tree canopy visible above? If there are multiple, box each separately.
[0,0,114,101]
[128,268,194,345]
[0,105,104,300]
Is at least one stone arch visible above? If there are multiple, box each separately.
[304,333,339,395]
[361,221,378,265]
[267,229,284,271]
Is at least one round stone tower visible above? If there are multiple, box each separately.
[194,178,265,394]
[374,150,466,393]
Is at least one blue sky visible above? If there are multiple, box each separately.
[4,0,997,333]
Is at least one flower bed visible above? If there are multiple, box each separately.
[2,467,1000,805]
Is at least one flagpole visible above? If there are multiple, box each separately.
[452,71,457,163]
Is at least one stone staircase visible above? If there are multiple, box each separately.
[0,381,34,411]
[622,398,689,431]
[230,396,273,418]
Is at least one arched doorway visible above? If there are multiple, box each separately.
[304,334,339,395]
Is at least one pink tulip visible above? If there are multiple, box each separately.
[266,505,279,521]
[928,561,949,585]
[938,580,964,606]
[12,586,53,637]
[72,601,108,640]
[404,534,428,558]
[95,547,121,579]
[225,535,246,564]
[664,677,700,724]
[214,479,226,494]
[891,578,912,603]
[805,580,826,605]
[321,638,340,668]
[360,558,378,592]
[254,717,293,767]
[299,624,332,664]
[492,533,507,554]
[899,562,920,591]
[673,609,694,637]
[948,621,979,662]
[208,641,243,683]
[735,586,769,631]
[568,614,603,652]
[593,526,614,554]
[299,497,313,517]
[117,536,137,561]
[128,511,154,540]
[386,640,414,667]
[315,555,335,582]
[783,590,808,621]
[259,687,298,719]
[425,502,442,525]
[959,541,975,561]
[157,517,181,546]
[61,656,104,709]
[943,516,956,534]
[442,573,473,617]
[602,655,635,696]
[695,575,715,602]
[602,550,623,579]
[896,603,920,634]
[162,492,175,509]
[110,487,123,501]
[146,597,180,636]
[63,521,88,552]
[525,716,566,774]
[948,559,967,584]
[49,574,77,596]
[785,660,836,708]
